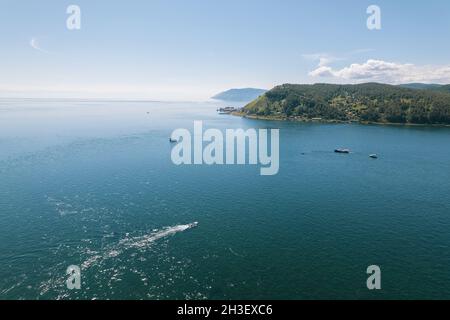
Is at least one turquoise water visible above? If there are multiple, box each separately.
[1,99,450,300]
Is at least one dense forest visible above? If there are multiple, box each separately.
[241,83,450,125]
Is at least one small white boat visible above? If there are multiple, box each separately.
[369,154,378,159]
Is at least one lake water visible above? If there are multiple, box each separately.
[0,99,450,300]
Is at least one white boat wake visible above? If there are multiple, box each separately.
[82,222,199,269]
[39,222,199,298]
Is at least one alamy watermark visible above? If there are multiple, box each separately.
[66,5,81,30]
[367,265,381,290]
[66,265,81,290]
[170,121,280,176]
[367,5,381,30]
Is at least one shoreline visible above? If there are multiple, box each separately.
[232,112,450,128]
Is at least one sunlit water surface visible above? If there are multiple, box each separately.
[0,99,450,299]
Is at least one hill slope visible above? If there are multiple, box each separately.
[436,85,450,93]
[399,83,450,93]
[399,83,444,90]
[212,88,267,102]
[241,83,450,125]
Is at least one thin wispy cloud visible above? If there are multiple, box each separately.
[302,53,341,67]
[302,49,374,67]
[30,37,52,54]
[347,48,375,55]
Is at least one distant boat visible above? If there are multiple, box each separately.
[169,138,178,143]
[335,148,350,154]
[369,154,378,159]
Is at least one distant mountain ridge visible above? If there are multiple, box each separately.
[240,83,450,125]
[212,88,267,102]
[399,83,450,93]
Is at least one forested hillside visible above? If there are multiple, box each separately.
[242,83,450,124]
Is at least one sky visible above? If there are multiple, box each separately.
[1,0,450,100]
